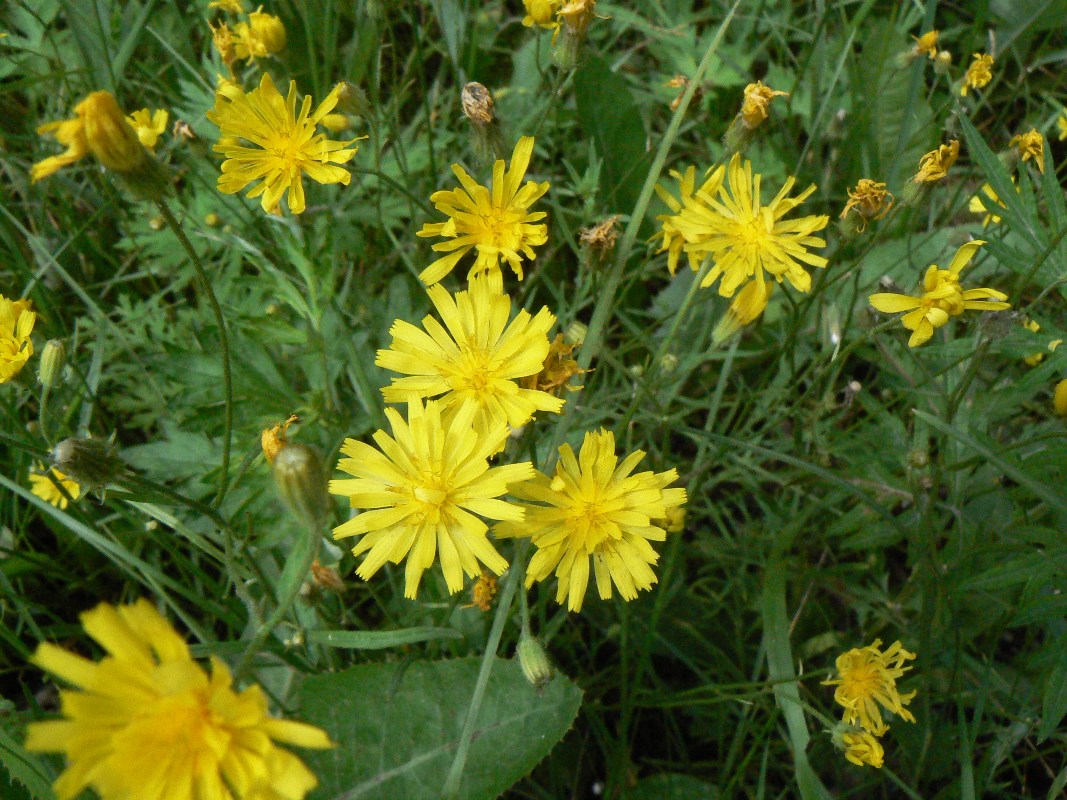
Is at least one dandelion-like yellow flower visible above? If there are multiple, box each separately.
[522,0,561,29]
[960,52,994,96]
[912,30,939,59]
[207,74,358,215]
[840,179,893,230]
[822,639,917,735]
[329,399,534,599]
[838,728,885,768]
[655,163,726,275]
[126,108,168,151]
[0,295,35,383]
[968,182,1009,227]
[233,7,286,61]
[1009,129,1044,174]
[377,275,564,440]
[912,139,959,183]
[496,429,686,612]
[417,136,548,285]
[29,466,81,510]
[25,599,332,800]
[869,240,1010,347]
[739,80,789,129]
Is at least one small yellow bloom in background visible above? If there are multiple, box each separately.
[25,599,332,800]
[417,136,548,285]
[1009,129,1044,174]
[1058,111,1067,142]
[465,571,498,611]
[211,20,237,65]
[968,181,1010,227]
[912,139,959,183]
[911,30,939,59]
[835,727,885,768]
[1054,379,1067,417]
[557,0,598,40]
[496,429,687,613]
[655,163,726,276]
[522,333,589,395]
[713,278,775,342]
[33,91,148,182]
[739,80,789,129]
[208,0,245,11]
[320,112,349,132]
[376,274,564,440]
[960,52,994,96]
[869,240,1010,347]
[522,0,561,30]
[822,639,917,736]
[125,108,168,150]
[233,6,286,61]
[261,413,298,464]
[328,399,534,599]
[207,74,359,215]
[0,295,36,383]
[29,465,81,510]
[840,178,894,231]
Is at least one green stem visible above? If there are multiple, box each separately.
[155,200,234,507]
[38,384,54,448]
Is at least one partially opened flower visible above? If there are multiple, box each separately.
[911,30,939,59]
[840,179,893,230]
[835,727,885,768]
[912,140,959,183]
[960,52,994,96]
[329,399,534,598]
[869,240,1010,346]
[25,599,331,800]
[126,108,168,150]
[1009,129,1044,173]
[233,7,286,60]
[376,274,564,440]
[822,639,917,735]
[29,465,81,510]
[0,294,35,383]
[207,74,358,214]
[417,136,549,285]
[496,429,686,612]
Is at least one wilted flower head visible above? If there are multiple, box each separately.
[262,414,299,464]
[831,725,885,768]
[33,91,149,181]
[912,139,959,183]
[840,179,893,230]
[911,30,939,59]
[822,639,917,736]
[739,80,789,129]
[1009,129,1044,174]
[960,52,994,96]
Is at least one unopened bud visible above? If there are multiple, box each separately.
[934,50,952,75]
[273,443,330,525]
[79,92,146,174]
[335,82,370,117]
[564,321,587,346]
[37,340,66,388]
[320,113,349,133]
[908,449,930,468]
[660,353,679,373]
[516,634,553,688]
[52,436,125,491]
[204,212,222,227]
[149,215,165,231]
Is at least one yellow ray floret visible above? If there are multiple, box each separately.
[0,294,35,383]
[29,465,81,510]
[25,599,332,800]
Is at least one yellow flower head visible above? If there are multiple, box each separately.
[377,275,564,440]
[822,639,917,736]
[912,139,959,183]
[233,6,286,60]
[840,178,893,230]
[836,727,885,768]
[968,181,1012,227]
[912,29,939,59]
[869,240,1010,347]
[328,399,534,599]
[25,599,332,800]
[739,80,789,129]
[713,278,775,342]
[960,52,994,96]
[207,74,359,215]
[522,0,561,29]
[417,136,549,285]
[655,164,726,275]
[33,91,148,181]
[261,413,298,464]
[496,429,687,612]
[29,465,81,510]
[0,294,35,383]
[126,108,168,151]
[1009,129,1044,174]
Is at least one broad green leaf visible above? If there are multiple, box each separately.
[0,722,56,800]
[626,773,720,799]
[298,657,582,800]
[307,627,463,650]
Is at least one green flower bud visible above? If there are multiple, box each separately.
[273,443,330,526]
[516,634,553,689]
[37,340,66,388]
[52,436,125,491]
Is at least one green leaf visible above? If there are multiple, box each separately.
[1038,634,1067,741]
[298,657,582,800]
[625,773,720,799]
[306,627,464,650]
[0,722,56,800]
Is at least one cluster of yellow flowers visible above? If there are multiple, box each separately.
[209,0,286,70]
[823,640,917,768]
[328,135,687,611]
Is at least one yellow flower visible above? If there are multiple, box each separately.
[522,0,561,29]
[839,178,893,230]
[1009,129,1044,174]
[655,164,726,275]
[1054,379,1067,417]
[376,275,564,440]
[211,20,237,65]
[126,108,168,151]
[25,599,332,800]
[912,29,939,59]
[207,74,358,215]
[33,91,147,181]
[261,413,298,464]
[968,182,1009,226]
[1058,111,1067,142]
[328,399,534,599]
[557,0,598,40]
[960,52,994,96]
[912,139,959,183]
[869,240,1010,347]
[0,295,35,383]
[739,80,789,129]
[233,6,286,60]
[417,136,549,285]
[822,639,917,736]
[496,429,687,612]
[208,0,245,11]
[1022,319,1048,366]
[837,728,885,768]
[712,278,775,342]
[29,465,81,510]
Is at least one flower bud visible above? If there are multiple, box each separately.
[37,340,66,388]
[248,8,286,54]
[78,92,146,174]
[320,113,349,133]
[516,634,553,688]
[52,436,125,491]
[273,443,330,526]
[564,321,587,346]
[1054,379,1067,418]
[204,212,222,227]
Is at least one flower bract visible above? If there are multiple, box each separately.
[822,639,917,735]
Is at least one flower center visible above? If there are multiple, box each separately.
[453,344,498,397]
[842,662,881,700]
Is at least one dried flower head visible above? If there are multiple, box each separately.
[912,140,959,183]
[739,81,789,129]
[1009,129,1044,174]
[840,179,894,230]
[579,214,620,263]
[461,82,495,126]
[521,333,589,395]
[262,414,299,464]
